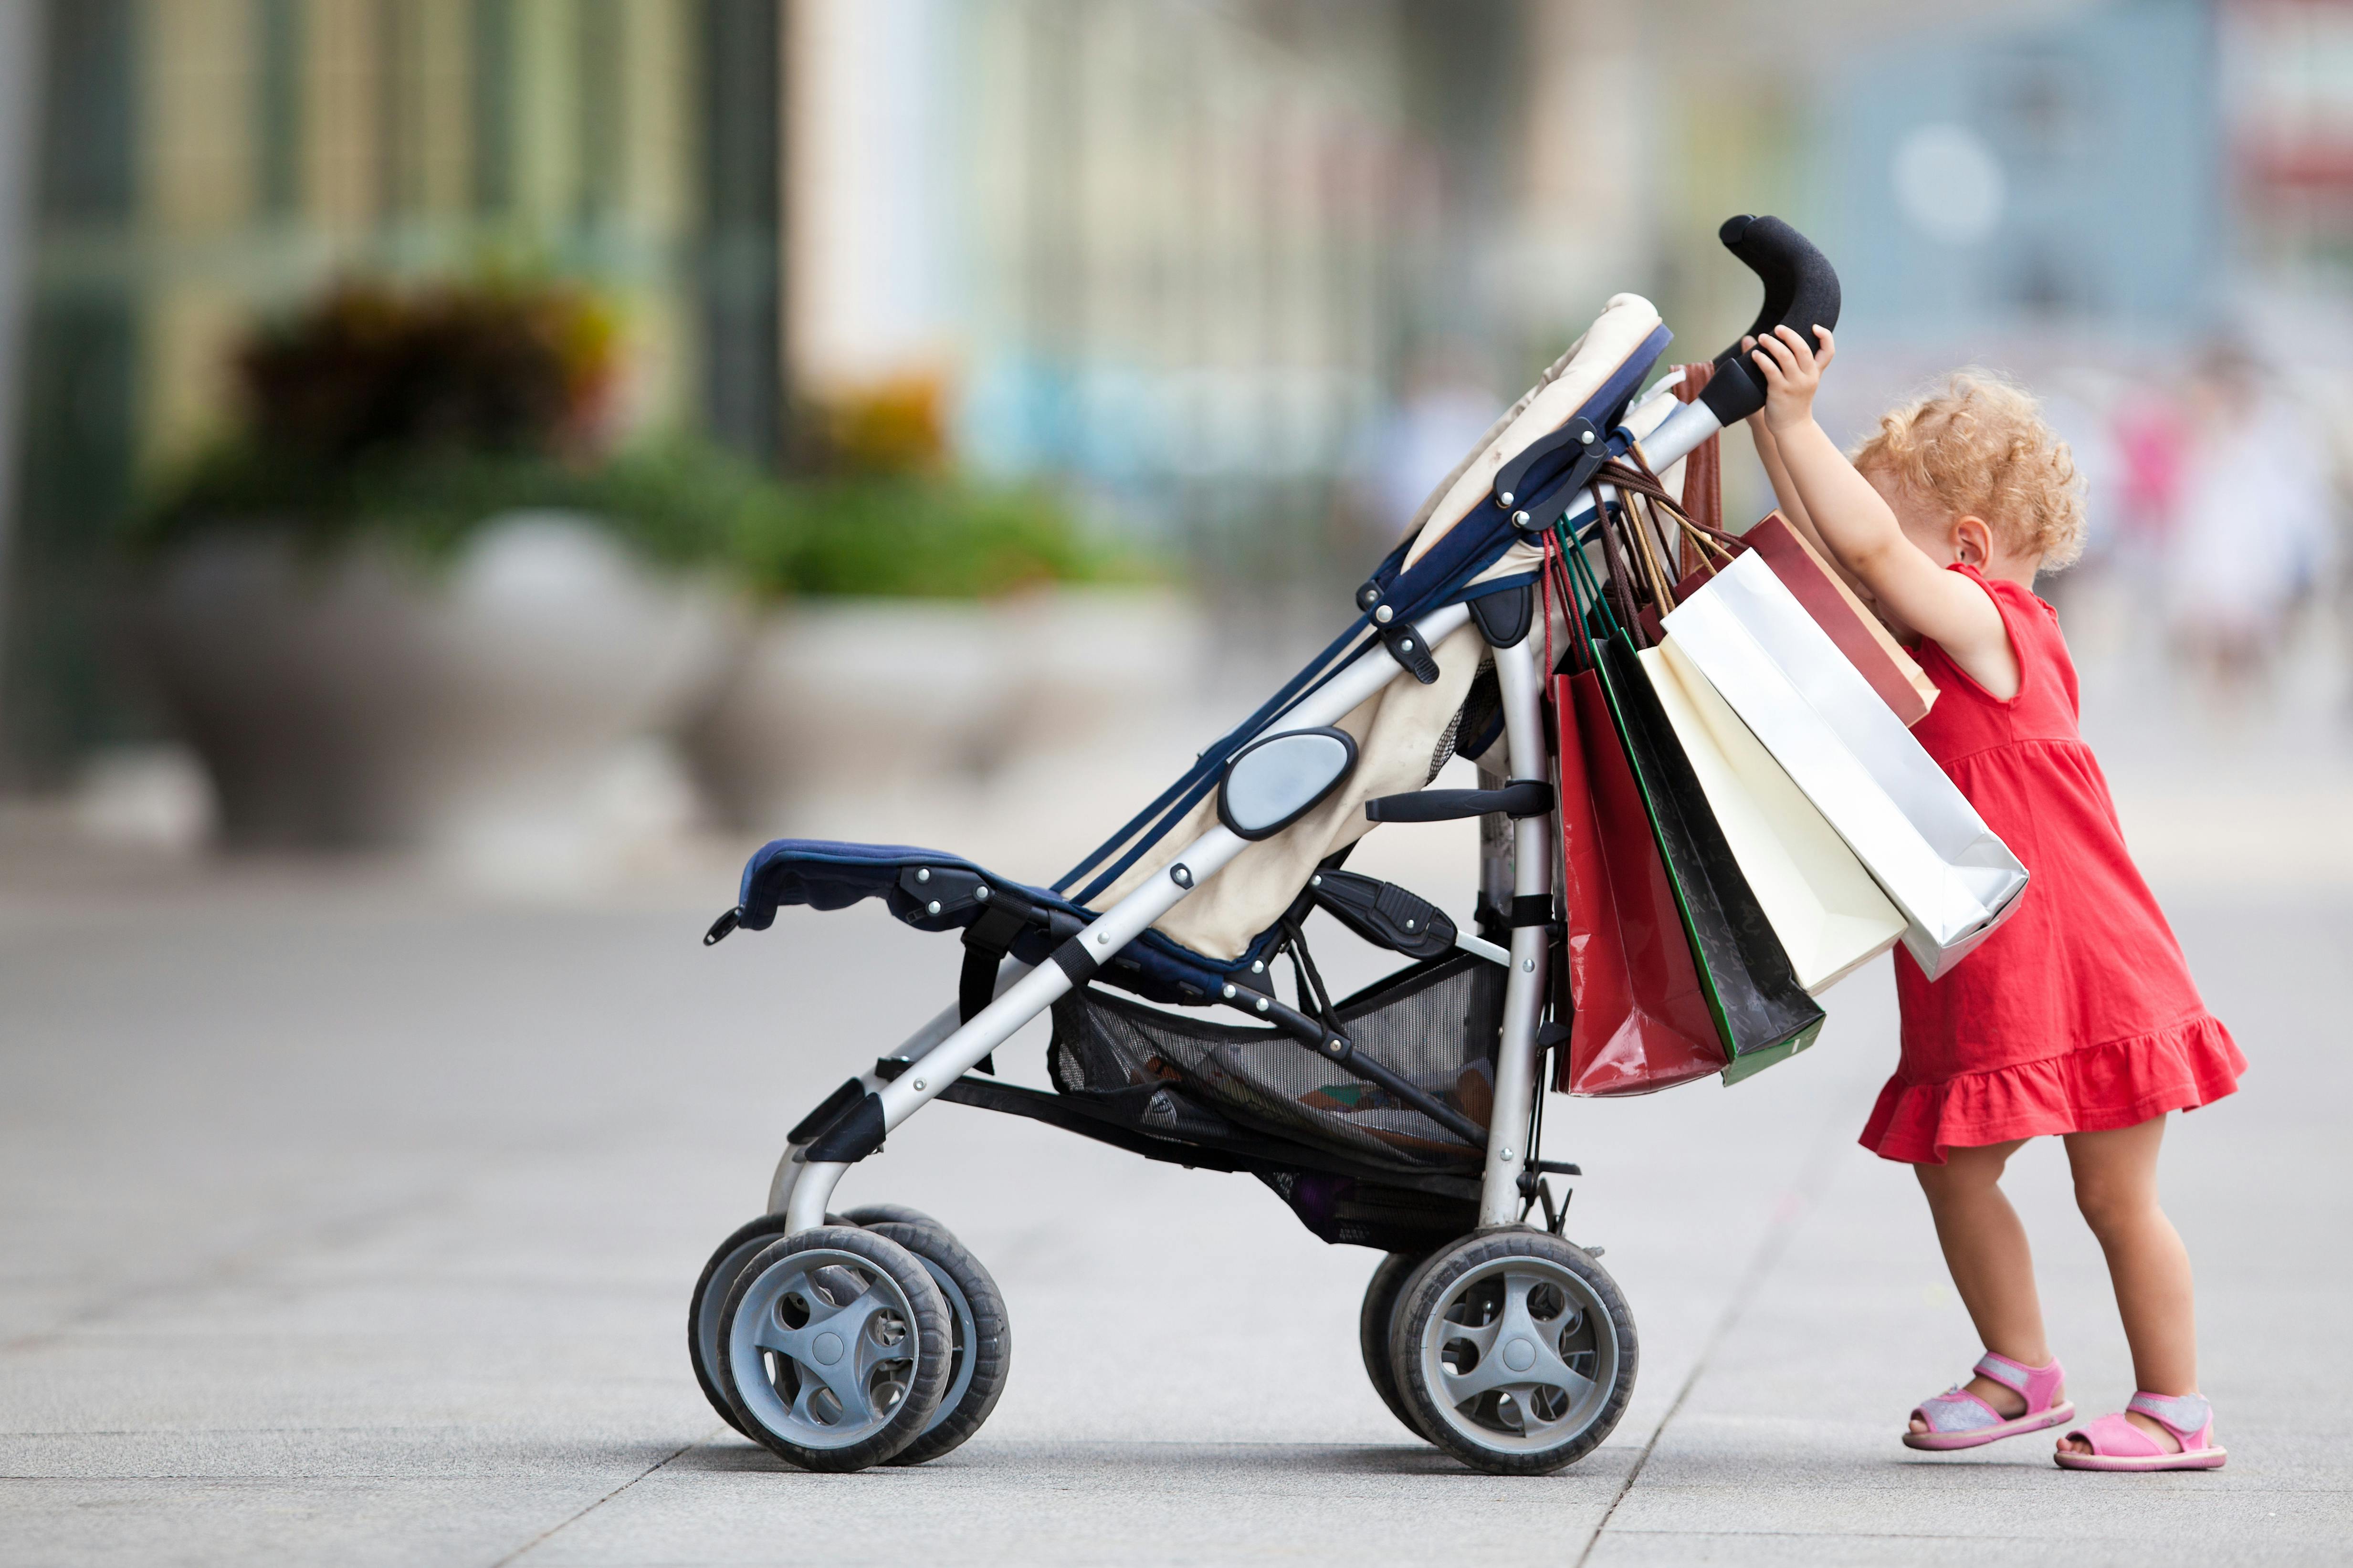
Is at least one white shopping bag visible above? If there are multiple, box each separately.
[1641,641,1905,993]
[1661,552,2027,979]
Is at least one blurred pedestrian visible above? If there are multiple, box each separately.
[2164,342,2337,700]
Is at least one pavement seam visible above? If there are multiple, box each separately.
[485,1434,708,1568]
[1571,1104,1857,1568]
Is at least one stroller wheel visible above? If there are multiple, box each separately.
[1358,1251,1436,1441]
[689,1214,802,1437]
[1391,1230,1636,1476]
[840,1202,947,1236]
[863,1221,1010,1466]
[715,1225,952,1471]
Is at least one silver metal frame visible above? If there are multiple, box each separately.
[767,384,1731,1237]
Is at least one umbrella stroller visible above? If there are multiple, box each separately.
[689,216,1844,1476]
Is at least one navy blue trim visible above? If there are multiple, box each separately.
[1049,322,1668,910]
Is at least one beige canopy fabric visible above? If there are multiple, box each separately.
[1099,294,1667,961]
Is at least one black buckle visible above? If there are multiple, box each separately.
[1380,622,1441,684]
[1491,417,1610,521]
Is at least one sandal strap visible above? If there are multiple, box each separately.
[2063,1411,2166,1458]
[1913,1386,2001,1434]
[1972,1351,2062,1412]
[2126,1391,2210,1441]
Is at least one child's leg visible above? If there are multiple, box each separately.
[1911,1138,2056,1428]
[2058,1114,2197,1453]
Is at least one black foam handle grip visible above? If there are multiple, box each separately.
[1697,215,1843,427]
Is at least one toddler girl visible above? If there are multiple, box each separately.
[1744,326,2246,1471]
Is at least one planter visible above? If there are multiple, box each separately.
[685,586,1203,833]
[139,512,737,882]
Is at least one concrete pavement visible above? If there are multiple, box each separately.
[4,606,2351,1564]
[0,840,2342,1565]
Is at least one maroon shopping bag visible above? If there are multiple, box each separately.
[1549,658,1726,1097]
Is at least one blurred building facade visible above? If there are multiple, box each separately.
[8,0,2348,790]
[2,0,1660,782]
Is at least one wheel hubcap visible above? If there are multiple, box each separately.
[1418,1255,1617,1453]
[728,1247,923,1449]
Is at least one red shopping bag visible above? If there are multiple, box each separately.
[1551,661,1727,1096]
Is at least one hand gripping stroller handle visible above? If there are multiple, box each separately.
[1696,215,1842,427]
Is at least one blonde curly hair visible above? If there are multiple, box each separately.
[1849,370,2087,570]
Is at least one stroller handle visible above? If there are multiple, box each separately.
[1696,215,1843,427]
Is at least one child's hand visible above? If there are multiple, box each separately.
[1748,324,1836,434]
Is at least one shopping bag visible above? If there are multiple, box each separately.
[1564,531,1826,1079]
[1662,551,2028,978]
[1643,638,1905,994]
[1743,511,1939,726]
[1551,659,1726,1096]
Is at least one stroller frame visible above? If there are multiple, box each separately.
[692,214,1845,1477]
[767,596,1556,1236]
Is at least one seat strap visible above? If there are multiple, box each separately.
[957,884,1042,1073]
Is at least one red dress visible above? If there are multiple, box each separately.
[1858,565,2245,1164]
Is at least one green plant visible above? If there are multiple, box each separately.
[137,438,781,572]
[759,477,1137,598]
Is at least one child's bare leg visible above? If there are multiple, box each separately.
[2058,1115,2196,1453]
[1911,1139,2055,1429]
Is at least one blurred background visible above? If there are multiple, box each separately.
[0,0,2348,895]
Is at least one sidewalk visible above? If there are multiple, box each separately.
[2,626,2349,1564]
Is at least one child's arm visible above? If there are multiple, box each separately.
[1747,325,2017,694]
[1746,397,1870,598]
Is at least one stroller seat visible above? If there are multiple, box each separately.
[727,837,1293,1008]
[728,837,1502,1200]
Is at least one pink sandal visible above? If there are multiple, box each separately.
[1902,1352,2074,1451]
[2054,1391,2226,1471]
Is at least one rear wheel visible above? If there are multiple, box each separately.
[865,1221,1010,1466]
[840,1202,946,1234]
[1391,1228,1636,1476]
[715,1225,952,1471]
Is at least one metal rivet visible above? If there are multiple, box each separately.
[1255,998,1270,1013]
[1171,864,1193,888]
[1580,429,1597,445]
[1499,1146,1514,1160]
[912,1078,926,1092]
[1499,490,1515,506]
[1373,606,1393,623]
[916,868,930,882]
[1251,960,1265,974]
[927,900,942,915]
[1404,919,1417,930]
[1095,932,1110,944]
[1222,983,1237,999]
[1521,958,1535,972]
[1512,510,1530,527]
[1401,638,1415,651]
[975,885,990,902]
[1310,875,1322,887]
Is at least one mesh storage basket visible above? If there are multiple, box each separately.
[1049,952,1504,1171]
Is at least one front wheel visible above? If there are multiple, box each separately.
[715,1225,953,1471]
[1390,1228,1636,1476]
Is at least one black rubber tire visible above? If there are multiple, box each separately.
[865,1222,1010,1466]
[840,1202,946,1235]
[688,1214,800,1437]
[1358,1250,1435,1441]
[715,1225,952,1472]
[1390,1228,1637,1476]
